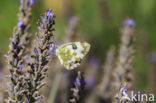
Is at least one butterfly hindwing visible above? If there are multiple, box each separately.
[56,42,90,70]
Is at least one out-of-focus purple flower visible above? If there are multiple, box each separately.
[29,0,34,6]
[115,97,120,101]
[47,9,55,18]
[20,0,34,6]
[20,0,24,5]
[17,20,23,27]
[147,53,156,63]
[85,76,95,88]
[123,18,135,27]
[69,17,78,24]
[0,69,2,76]
[27,100,30,103]
[89,57,101,69]
[80,79,86,88]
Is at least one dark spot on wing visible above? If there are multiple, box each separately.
[72,44,77,49]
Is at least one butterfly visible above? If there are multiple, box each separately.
[56,42,90,70]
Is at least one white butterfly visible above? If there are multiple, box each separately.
[56,42,90,70]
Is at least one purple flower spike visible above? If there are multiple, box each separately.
[17,21,23,27]
[29,0,34,6]
[85,76,95,88]
[123,18,135,27]
[69,17,78,24]
[90,57,101,69]
[47,9,55,18]
[20,0,24,5]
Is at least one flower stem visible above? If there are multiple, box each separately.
[48,68,63,103]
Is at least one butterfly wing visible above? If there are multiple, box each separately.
[56,42,90,70]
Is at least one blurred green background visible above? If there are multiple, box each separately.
[0,0,156,94]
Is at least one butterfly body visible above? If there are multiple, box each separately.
[56,42,90,70]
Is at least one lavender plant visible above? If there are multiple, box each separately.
[6,0,34,102]
[99,46,115,100]
[65,17,79,42]
[24,9,55,102]
[113,18,136,103]
[115,83,130,103]
[70,71,86,103]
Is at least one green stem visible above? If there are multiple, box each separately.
[48,67,63,103]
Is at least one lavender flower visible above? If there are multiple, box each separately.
[20,0,34,6]
[123,18,135,27]
[20,0,24,5]
[85,76,95,88]
[6,0,34,102]
[113,18,135,103]
[74,75,86,89]
[115,84,130,103]
[85,57,101,89]
[33,47,38,54]
[70,71,85,103]
[25,9,55,102]
[48,43,55,53]
[18,0,34,50]
[89,57,101,70]
[29,0,34,6]
[47,9,55,18]
[17,20,23,27]
[18,65,23,73]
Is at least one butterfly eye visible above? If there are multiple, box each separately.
[72,44,77,49]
